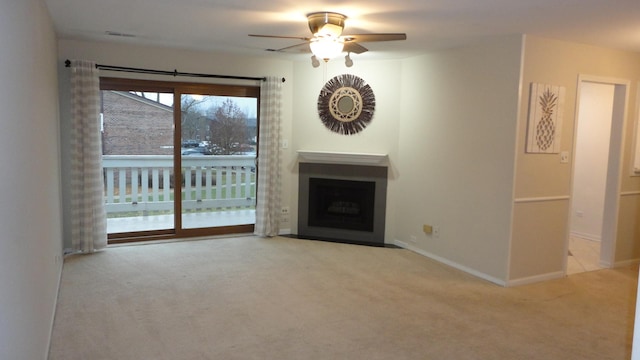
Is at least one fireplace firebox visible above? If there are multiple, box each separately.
[308,178,375,232]
[298,162,387,246]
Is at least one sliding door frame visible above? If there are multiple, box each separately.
[100,77,260,243]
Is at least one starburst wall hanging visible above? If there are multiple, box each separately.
[317,74,375,135]
[526,83,565,153]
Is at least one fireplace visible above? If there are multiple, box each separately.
[309,177,375,232]
[298,161,387,246]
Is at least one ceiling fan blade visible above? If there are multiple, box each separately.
[342,33,407,42]
[343,42,368,54]
[267,42,310,53]
[249,34,311,41]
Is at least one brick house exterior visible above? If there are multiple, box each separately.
[101,91,258,155]
[101,91,173,155]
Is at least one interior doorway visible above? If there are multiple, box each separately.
[567,77,628,274]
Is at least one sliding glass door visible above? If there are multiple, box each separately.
[100,78,259,242]
[179,93,258,230]
[100,84,175,237]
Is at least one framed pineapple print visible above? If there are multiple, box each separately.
[526,83,565,153]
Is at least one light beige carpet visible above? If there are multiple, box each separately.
[49,236,638,360]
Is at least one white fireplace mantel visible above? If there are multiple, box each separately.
[297,150,388,166]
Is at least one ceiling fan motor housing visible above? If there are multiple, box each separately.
[248,11,406,60]
[307,12,346,38]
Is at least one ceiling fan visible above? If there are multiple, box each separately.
[249,12,407,67]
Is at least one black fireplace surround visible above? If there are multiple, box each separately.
[298,162,387,246]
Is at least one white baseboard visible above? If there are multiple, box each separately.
[393,240,571,287]
[570,231,601,242]
[600,259,613,268]
[393,240,506,287]
[614,258,640,268]
[505,271,565,287]
[278,228,292,236]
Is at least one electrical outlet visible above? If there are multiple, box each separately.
[280,207,290,223]
[409,235,417,244]
[560,151,569,163]
[433,226,440,238]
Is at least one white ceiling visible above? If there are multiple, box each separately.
[44,0,640,61]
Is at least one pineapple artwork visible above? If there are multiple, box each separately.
[535,89,557,150]
[526,83,565,153]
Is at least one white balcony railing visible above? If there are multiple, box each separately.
[103,155,256,216]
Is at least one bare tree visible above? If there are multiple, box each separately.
[180,95,207,143]
[207,99,249,155]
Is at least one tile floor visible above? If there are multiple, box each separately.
[567,236,604,275]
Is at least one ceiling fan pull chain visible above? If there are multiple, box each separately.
[323,63,328,83]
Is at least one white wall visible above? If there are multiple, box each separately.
[290,36,523,284]
[571,82,614,241]
[290,60,402,156]
[513,36,640,281]
[635,89,640,174]
[396,35,523,283]
[0,1,63,359]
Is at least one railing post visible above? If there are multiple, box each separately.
[105,169,115,203]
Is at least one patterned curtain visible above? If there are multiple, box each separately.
[254,77,283,237]
[69,60,107,252]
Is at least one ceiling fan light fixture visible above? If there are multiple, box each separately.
[311,55,321,68]
[307,12,346,37]
[315,23,343,38]
[249,11,406,67]
[345,53,353,67]
[309,37,344,61]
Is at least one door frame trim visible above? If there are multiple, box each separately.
[567,75,630,270]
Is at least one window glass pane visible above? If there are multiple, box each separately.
[101,90,175,233]
[180,94,257,229]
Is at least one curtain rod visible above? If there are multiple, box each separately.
[64,59,285,83]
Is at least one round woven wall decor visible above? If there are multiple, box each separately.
[317,74,375,135]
